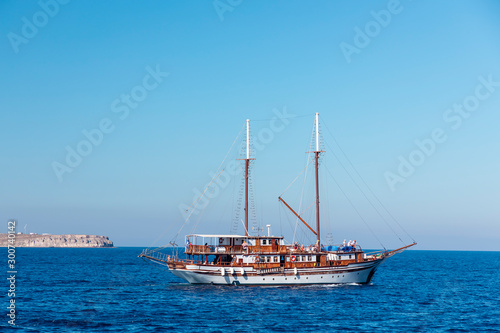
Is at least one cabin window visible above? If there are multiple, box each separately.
[308,256,312,261]
[274,256,278,262]
[266,256,270,263]
[262,239,267,245]
[349,255,352,259]
[302,256,306,262]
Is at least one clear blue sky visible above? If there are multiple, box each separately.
[1,0,499,250]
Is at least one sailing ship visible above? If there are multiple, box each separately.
[139,113,416,285]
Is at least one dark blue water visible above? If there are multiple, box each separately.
[4,248,500,332]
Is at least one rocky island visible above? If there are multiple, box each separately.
[0,234,114,248]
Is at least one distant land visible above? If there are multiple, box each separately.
[0,233,114,248]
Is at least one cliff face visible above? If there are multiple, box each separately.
[0,234,114,248]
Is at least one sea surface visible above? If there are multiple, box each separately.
[4,248,500,332]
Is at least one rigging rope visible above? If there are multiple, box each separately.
[279,159,313,197]
[292,120,316,244]
[324,164,386,250]
[299,202,315,217]
[321,116,416,244]
[170,123,246,244]
[182,169,224,214]
[250,112,315,122]
[326,143,404,244]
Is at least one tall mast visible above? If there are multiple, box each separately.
[314,113,321,247]
[316,112,319,152]
[244,119,250,236]
[279,114,323,244]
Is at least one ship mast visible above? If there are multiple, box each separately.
[244,119,250,236]
[279,114,324,244]
[313,113,321,246]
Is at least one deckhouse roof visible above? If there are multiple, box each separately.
[186,234,283,239]
[186,234,244,238]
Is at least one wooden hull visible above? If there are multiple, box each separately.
[167,258,385,285]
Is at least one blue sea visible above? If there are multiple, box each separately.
[5,248,500,332]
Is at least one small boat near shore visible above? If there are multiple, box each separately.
[140,113,416,285]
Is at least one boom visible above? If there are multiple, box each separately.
[278,196,317,236]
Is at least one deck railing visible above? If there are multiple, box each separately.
[184,244,366,256]
[139,249,172,262]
